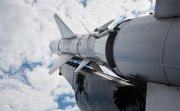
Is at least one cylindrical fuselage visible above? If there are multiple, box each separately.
[114,15,180,86]
[50,34,109,62]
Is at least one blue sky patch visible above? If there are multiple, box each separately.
[57,93,76,109]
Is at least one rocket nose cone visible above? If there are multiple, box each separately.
[49,39,61,54]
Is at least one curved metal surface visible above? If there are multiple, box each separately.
[114,15,180,86]
[93,34,109,62]
[49,39,61,54]
[77,35,96,58]
[163,18,180,86]
[155,0,180,19]
[59,38,79,55]
[50,33,109,62]
[114,15,170,84]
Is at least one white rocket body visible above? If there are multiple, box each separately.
[49,14,112,74]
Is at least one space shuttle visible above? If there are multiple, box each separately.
[49,0,180,111]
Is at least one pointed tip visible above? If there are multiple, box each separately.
[54,13,76,39]
[54,14,58,18]
[99,19,114,30]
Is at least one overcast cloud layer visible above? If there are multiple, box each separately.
[0,0,155,111]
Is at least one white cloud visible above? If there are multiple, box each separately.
[0,0,154,71]
[0,79,58,111]
[0,0,58,71]
[59,105,80,111]
[25,66,74,95]
[0,0,155,110]
[64,96,76,103]
[0,67,79,111]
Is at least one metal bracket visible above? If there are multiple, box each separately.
[146,82,180,111]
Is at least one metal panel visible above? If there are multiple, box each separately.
[163,18,180,86]
[60,63,76,88]
[146,82,180,111]
[164,67,180,86]
[59,38,79,55]
[94,35,109,62]
[154,0,180,19]
[164,19,180,66]
[113,15,171,84]
[77,35,96,58]
[49,39,61,54]
[54,14,76,38]
[61,62,144,111]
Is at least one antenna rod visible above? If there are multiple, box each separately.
[79,19,91,34]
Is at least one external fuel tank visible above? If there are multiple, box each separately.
[114,15,180,86]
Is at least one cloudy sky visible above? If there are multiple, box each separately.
[0,0,155,110]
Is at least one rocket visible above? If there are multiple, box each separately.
[50,13,180,87]
[49,0,180,111]
[49,14,115,74]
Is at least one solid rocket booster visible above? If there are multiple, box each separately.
[50,14,180,87]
